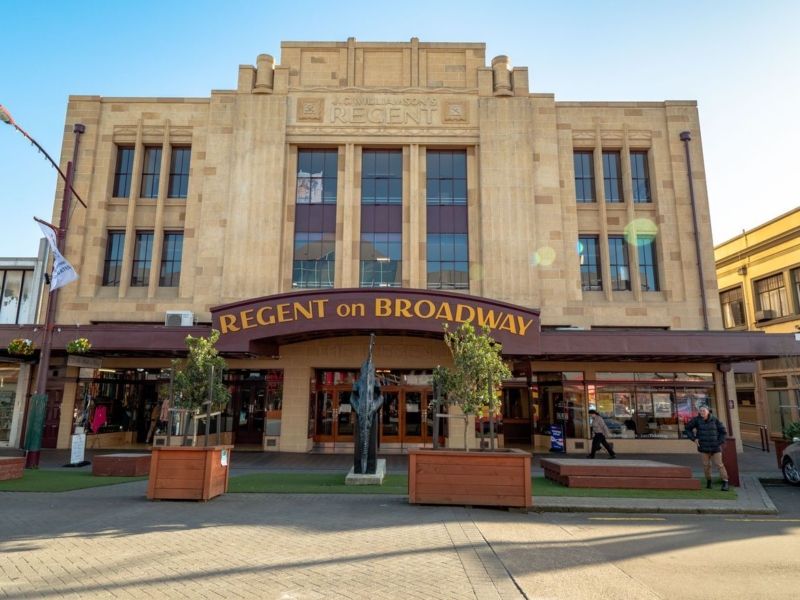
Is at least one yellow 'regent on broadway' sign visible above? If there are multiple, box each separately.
[218,297,535,338]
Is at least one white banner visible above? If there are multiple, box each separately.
[38,222,78,291]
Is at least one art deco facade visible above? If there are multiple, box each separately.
[4,39,798,454]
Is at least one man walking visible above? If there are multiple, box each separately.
[684,404,730,491]
[587,408,617,459]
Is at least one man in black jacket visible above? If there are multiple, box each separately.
[684,404,730,491]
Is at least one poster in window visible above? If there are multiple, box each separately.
[310,173,323,203]
[597,393,613,415]
[636,393,653,414]
[653,393,673,418]
[613,393,632,418]
[297,172,311,203]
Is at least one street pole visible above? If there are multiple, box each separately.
[0,105,85,468]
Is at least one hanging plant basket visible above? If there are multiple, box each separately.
[7,338,36,356]
[66,337,92,354]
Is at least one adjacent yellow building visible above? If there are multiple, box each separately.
[715,207,800,441]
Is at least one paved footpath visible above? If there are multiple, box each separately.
[0,482,531,600]
[0,446,786,598]
[1,481,680,600]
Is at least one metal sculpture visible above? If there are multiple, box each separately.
[350,334,383,474]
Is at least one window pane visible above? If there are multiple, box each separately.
[574,152,595,203]
[631,152,651,203]
[160,233,184,287]
[130,232,154,287]
[0,271,23,324]
[168,147,191,199]
[603,152,622,203]
[113,147,134,198]
[608,236,631,291]
[140,147,162,198]
[103,232,126,286]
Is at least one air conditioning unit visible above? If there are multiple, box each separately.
[755,309,777,322]
[165,310,194,326]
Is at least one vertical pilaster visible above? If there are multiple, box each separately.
[118,119,144,297]
[148,122,171,295]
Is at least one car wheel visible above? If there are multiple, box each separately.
[782,457,800,486]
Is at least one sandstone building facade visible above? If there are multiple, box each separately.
[5,39,798,454]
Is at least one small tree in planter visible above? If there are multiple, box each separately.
[172,329,231,418]
[147,329,232,502]
[433,322,511,450]
[409,323,530,508]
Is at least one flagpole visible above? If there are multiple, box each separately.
[0,105,85,468]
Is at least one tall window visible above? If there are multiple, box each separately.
[602,151,622,203]
[160,232,184,287]
[362,150,402,205]
[168,148,191,199]
[113,147,134,198]
[0,270,34,324]
[360,233,401,287]
[360,150,403,287]
[297,149,338,204]
[573,151,595,203]
[102,231,126,286]
[793,268,800,313]
[140,147,162,198]
[630,151,651,203]
[427,150,468,289]
[293,149,338,288]
[608,236,631,291]
[720,287,746,329]
[130,232,154,287]
[578,236,602,291]
[636,236,660,291]
[293,232,335,288]
[756,274,789,317]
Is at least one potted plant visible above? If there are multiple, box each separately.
[408,323,532,508]
[7,338,35,356]
[66,337,92,354]
[147,330,234,501]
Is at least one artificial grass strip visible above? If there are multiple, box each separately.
[228,473,409,494]
[532,476,737,500]
[227,473,736,500]
[0,470,148,493]
[0,471,737,500]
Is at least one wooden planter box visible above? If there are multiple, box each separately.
[408,448,531,509]
[93,453,151,477]
[147,445,233,501]
[0,457,24,481]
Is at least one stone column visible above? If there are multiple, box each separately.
[491,56,513,96]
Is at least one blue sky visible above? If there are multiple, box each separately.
[1,0,798,258]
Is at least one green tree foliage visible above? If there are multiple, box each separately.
[172,330,231,412]
[433,322,511,416]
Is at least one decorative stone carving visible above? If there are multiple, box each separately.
[254,54,275,94]
[443,101,469,123]
[491,55,513,96]
[297,98,324,123]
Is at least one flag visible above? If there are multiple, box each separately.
[38,222,78,291]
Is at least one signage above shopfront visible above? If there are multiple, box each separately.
[211,289,541,356]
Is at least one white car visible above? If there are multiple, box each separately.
[781,441,800,486]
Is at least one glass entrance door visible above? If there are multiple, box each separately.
[403,390,424,443]
[234,384,266,445]
[315,389,355,443]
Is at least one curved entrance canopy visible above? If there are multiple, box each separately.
[211,289,542,357]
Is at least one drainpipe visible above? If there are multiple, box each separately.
[680,131,709,330]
